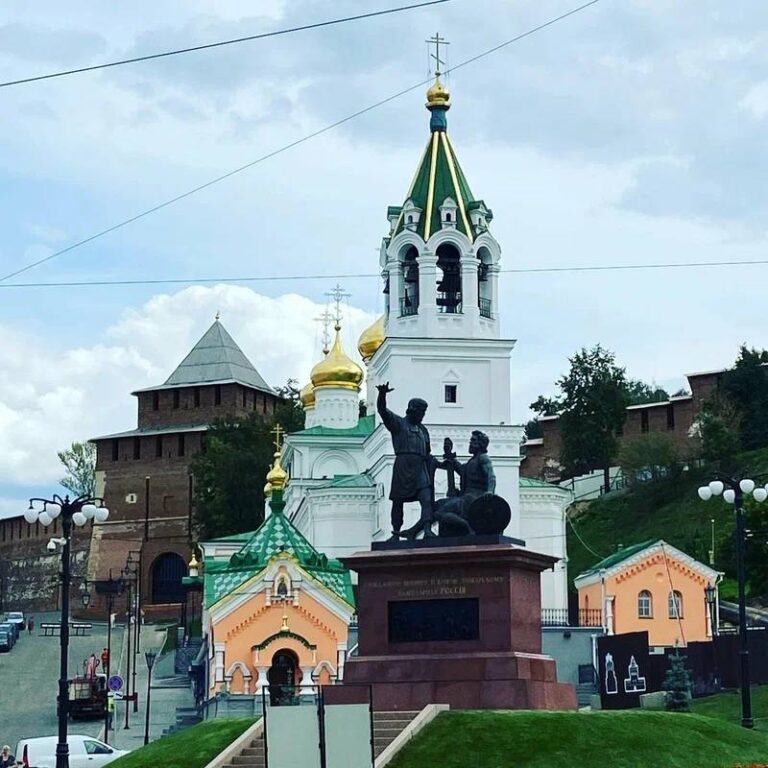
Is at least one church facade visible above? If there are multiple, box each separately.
[282,78,571,611]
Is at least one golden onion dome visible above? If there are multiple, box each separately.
[263,480,273,498]
[266,451,288,492]
[310,324,363,391]
[357,314,385,363]
[299,381,316,409]
[188,552,199,569]
[426,77,450,107]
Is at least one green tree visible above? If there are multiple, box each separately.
[557,345,630,493]
[696,395,741,474]
[663,652,691,711]
[721,345,768,451]
[530,395,561,417]
[618,433,680,483]
[192,380,305,539]
[58,441,96,497]
[625,379,669,405]
[525,419,543,440]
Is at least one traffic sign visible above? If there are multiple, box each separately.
[108,675,124,692]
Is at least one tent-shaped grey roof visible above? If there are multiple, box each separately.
[133,320,274,394]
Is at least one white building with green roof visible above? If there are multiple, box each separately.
[282,78,572,612]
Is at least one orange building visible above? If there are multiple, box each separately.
[574,540,721,648]
[198,454,356,701]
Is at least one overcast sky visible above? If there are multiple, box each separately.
[1,0,767,517]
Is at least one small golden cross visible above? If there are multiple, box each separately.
[271,423,284,452]
[325,284,351,327]
[426,32,449,77]
[314,308,334,354]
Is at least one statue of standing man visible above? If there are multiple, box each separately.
[376,383,435,539]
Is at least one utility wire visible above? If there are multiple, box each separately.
[0,0,455,89]
[0,257,766,290]
[0,0,602,284]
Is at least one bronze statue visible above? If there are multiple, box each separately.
[376,382,435,539]
[435,431,496,537]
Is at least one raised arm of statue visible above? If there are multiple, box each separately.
[376,382,399,434]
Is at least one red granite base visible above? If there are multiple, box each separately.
[344,652,577,711]
[341,542,577,712]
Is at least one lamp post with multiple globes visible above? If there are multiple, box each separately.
[25,494,109,768]
[697,477,767,729]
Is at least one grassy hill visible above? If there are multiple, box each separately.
[566,447,768,597]
[388,710,768,768]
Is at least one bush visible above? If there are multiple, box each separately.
[618,433,681,484]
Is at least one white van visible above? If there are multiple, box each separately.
[15,736,128,768]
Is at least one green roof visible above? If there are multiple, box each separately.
[295,414,375,438]
[390,101,491,242]
[204,493,355,609]
[577,540,657,578]
[139,320,273,393]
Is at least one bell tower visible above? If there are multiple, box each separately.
[380,37,500,343]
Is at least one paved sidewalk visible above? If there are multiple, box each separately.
[106,627,194,752]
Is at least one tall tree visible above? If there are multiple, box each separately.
[191,380,306,539]
[625,379,669,405]
[557,345,629,492]
[58,441,96,497]
[721,345,768,451]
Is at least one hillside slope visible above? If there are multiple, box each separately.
[566,447,768,596]
[388,710,768,768]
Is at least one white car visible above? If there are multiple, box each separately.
[16,736,128,768]
[6,611,25,630]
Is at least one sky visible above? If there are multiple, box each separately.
[1,0,768,517]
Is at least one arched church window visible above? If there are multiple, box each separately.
[477,246,493,319]
[399,246,419,317]
[436,243,462,314]
[446,212,452,222]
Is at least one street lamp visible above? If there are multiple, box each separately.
[143,649,158,745]
[79,583,91,609]
[26,494,109,768]
[698,476,766,728]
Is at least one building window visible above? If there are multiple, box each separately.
[178,435,185,457]
[638,590,653,618]
[152,391,159,411]
[214,385,222,406]
[112,440,119,462]
[155,436,163,458]
[133,437,141,460]
[194,388,200,408]
[641,410,649,434]
[668,590,683,619]
[666,404,675,431]
[444,384,458,404]
[173,389,180,409]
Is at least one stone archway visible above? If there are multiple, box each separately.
[151,552,187,604]
[267,648,300,706]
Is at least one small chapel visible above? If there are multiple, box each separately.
[280,73,572,611]
[197,447,356,700]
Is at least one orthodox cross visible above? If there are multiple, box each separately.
[326,283,351,327]
[271,423,284,453]
[426,32,449,77]
[314,308,333,353]
[215,309,221,321]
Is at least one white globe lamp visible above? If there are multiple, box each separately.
[740,479,756,495]
[709,480,725,496]
[698,486,713,501]
[94,507,109,523]
[723,489,736,504]
[38,511,53,527]
[72,511,87,527]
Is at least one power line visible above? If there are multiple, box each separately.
[0,0,602,284]
[0,0,455,89]
[1,257,766,290]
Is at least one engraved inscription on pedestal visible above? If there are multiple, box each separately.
[388,598,480,643]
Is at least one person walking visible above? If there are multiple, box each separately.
[0,745,16,768]
[27,616,34,635]
[107,693,115,731]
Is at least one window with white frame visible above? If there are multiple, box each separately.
[638,590,653,618]
[668,590,683,619]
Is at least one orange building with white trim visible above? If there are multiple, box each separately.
[574,540,721,647]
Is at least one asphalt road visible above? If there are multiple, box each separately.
[0,613,124,753]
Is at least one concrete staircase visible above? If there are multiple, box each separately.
[373,711,420,759]
[223,735,265,768]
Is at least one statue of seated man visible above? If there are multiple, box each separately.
[436,431,496,537]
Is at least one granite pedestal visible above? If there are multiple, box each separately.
[341,542,577,711]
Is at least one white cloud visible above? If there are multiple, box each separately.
[0,285,376,488]
[740,80,768,119]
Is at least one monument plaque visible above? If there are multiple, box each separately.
[388,598,480,643]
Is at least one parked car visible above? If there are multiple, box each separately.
[0,630,11,652]
[16,736,128,768]
[6,610,26,630]
[0,623,17,647]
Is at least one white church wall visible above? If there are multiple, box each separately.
[305,488,378,561]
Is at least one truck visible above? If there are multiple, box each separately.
[66,673,108,719]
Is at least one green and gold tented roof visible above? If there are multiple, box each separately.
[204,501,354,609]
[390,127,491,242]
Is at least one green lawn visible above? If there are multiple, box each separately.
[109,717,256,768]
[387,710,768,768]
[693,686,768,732]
